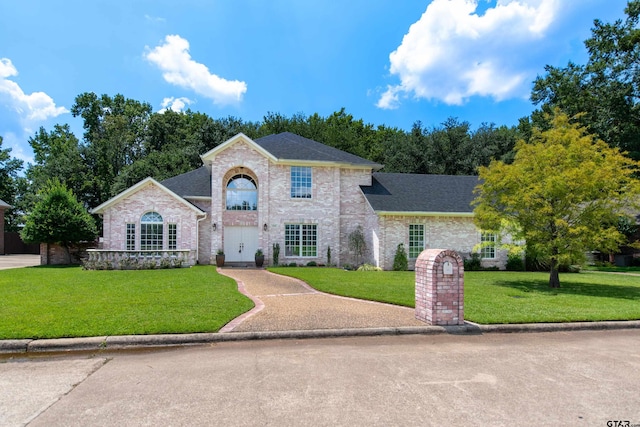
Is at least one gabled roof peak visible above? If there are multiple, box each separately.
[91,177,205,215]
[201,132,382,169]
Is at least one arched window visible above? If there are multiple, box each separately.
[226,174,257,211]
[141,211,163,250]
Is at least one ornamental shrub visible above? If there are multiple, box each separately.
[464,253,482,271]
[393,243,408,271]
[506,253,525,271]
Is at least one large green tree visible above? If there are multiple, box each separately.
[531,0,640,159]
[21,180,97,264]
[0,135,24,230]
[27,125,88,207]
[473,111,640,288]
[71,92,153,207]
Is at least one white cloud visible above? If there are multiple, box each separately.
[376,85,401,110]
[144,14,166,23]
[144,35,247,105]
[1,132,34,165]
[378,0,560,109]
[0,57,68,122]
[159,96,193,113]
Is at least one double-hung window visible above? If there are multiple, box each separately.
[409,224,425,258]
[480,232,496,259]
[290,166,312,199]
[285,224,317,257]
[126,223,136,250]
[168,224,177,250]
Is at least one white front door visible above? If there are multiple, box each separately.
[224,226,259,262]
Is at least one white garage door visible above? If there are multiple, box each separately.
[224,226,259,262]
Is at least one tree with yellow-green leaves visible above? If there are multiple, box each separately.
[473,110,640,288]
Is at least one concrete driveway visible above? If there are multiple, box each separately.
[3,329,639,426]
[0,254,40,270]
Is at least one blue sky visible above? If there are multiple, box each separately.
[0,0,630,164]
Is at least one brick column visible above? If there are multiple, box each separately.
[415,249,464,325]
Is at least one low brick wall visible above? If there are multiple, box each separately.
[40,242,97,265]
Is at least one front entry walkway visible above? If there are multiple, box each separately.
[218,269,426,333]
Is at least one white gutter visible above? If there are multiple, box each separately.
[376,211,474,217]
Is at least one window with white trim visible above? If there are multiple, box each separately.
[481,232,496,259]
[126,223,135,250]
[226,174,257,210]
[168,223,177,250]
[285,224,317,257]
[290,166,312,198]
[140,212,163,250]
[409,224,424,258]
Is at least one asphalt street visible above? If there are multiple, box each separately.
[2,329,639,426]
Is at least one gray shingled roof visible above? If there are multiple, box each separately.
[361,173,480,213]
[161,166,211,198]
[255,132,382,168]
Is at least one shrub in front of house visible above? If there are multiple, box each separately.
[464,253,482,271]
[393,243,408,271]
[506,253,525,271]
[357,263,382,271]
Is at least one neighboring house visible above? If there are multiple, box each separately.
[0,199,10,255]
[91,132,507,269]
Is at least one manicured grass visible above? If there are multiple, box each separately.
[583,265,640,273]
[269,267,640,324]
[270,268,416,307]
[0,266,254,340]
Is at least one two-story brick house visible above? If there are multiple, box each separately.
[91,132,506,269]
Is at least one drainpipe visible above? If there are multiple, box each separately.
[196,213,207,264]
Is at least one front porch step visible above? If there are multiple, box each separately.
[220,262,263,268]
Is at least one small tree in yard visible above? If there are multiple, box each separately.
[348,225,367,266]
[21,180,97,264]
[473,110,640,288]
[393,243,408,271]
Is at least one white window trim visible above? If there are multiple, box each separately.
[140,212,164,251]
[409,224,425,259]
[284,223,318,257]
[126,223,136,251]
[480,232,497,259]
[168,223,177,250]
[290,166,312,199]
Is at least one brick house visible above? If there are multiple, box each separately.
[91,132,506,269]
[0,199,10,255]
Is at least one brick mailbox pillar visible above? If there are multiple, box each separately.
[415,249,464,325]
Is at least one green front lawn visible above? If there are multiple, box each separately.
[2,265,638,340]
[583,265,640,273]
[269,268,640,324]
[0,266,254,340]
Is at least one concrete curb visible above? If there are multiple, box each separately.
[2,320,639,356]
[467,320,640,333]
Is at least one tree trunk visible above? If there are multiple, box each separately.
[63,244,72,265]
[549,258,560,288]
